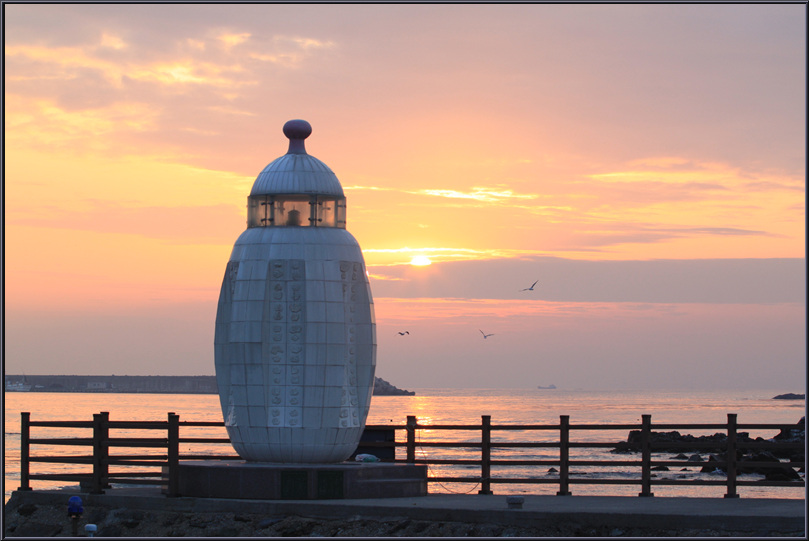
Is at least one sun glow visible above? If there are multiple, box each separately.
[409,255,432,266]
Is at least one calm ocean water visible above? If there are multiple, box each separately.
[5,388,805,503]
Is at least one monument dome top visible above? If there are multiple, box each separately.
[250,120,344,197]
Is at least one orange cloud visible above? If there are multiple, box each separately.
[373,297,690,325]
[412,186,538,203]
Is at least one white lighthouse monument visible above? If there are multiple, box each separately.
[214,119,376,463]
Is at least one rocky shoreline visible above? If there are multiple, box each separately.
[610,417,805,475]
[4,498,804,537]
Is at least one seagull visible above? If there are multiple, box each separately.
[479,330,494,339]
[397,331,410,336]
[520,280,538,291]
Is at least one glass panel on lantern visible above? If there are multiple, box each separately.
[274,197,312,226]
[315,196,346,228]
[335,198,346,229]
[247,196,271,228]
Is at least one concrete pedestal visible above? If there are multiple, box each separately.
[173,461,428,500]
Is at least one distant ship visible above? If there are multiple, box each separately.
[537,384,557,390]
[6,377,32,392]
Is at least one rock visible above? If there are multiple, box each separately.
[99,524,123,537]
[772,393,805,400]
[373,377,415,396]
[769,417,805,460]
[771,417,804,441]
[17,503,37,517]
[87,507,107,524]
[212,525,241,536]
[739,451,780,474]
[10,521,63,537]
[258,517,282,528]
[765,468,802,481]
[700,454,725,473]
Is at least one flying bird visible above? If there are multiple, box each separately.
[479,330,495,339]
[520,280,538,291]
[397,331,410,336]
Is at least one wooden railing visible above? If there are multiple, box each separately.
[18,412,804,498]
[18,412,238,496]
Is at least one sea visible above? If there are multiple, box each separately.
[4,388,805,503]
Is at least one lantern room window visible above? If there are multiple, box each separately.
[247,195,346,228]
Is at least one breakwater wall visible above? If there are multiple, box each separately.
[6,375,217,394]
[4,375,414,396]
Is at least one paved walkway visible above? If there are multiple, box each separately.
[8,488,805,534]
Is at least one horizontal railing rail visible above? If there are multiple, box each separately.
[18,412,804,498]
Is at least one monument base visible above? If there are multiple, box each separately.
[172,461,428,500]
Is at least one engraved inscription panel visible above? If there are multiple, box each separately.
[339,260,371,428]
[263,259,306,428]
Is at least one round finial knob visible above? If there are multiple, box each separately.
[283,119,311,154]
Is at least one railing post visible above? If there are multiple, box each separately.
[167,412,180,497]
[724,413,739,499]
[91,412,110,494]
[557,415,571,495]
[19,412,31,491]
[406,415,417,463]
[479,415,493,495]
[639,414,654,497]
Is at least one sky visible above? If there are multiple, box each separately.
[3,3,806,391]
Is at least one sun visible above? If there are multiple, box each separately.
[409,255,432,266]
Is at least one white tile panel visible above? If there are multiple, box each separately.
[246,385,265,406]
[304,346,327,368]
[246,321,262,342]
[241,244,263,260]
[322,259,339,277]
[302,429,319,444]
[304,320,324,343]
[323,385,343,405]
[245,343,263,364]
[229,364,246,385]
[245,364,263,384]
[228,322,245,342]
[289,425,304,443]
[249,427,268,445]
[233,281,250,300]
[322,408,341,428]
[325,302,345,322]
[231,385,248,407]
[306,282,326,302]
[304,245,319,260]
[305,260,323,280]
[303,385,324,405]
[248,406,267,426]
[323,281,344,302]
[326,323,346,344]
[326,344,346,366]
[247,280,265,301]
[245,301,264,321]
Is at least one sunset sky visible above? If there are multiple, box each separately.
[4,4,806,390]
